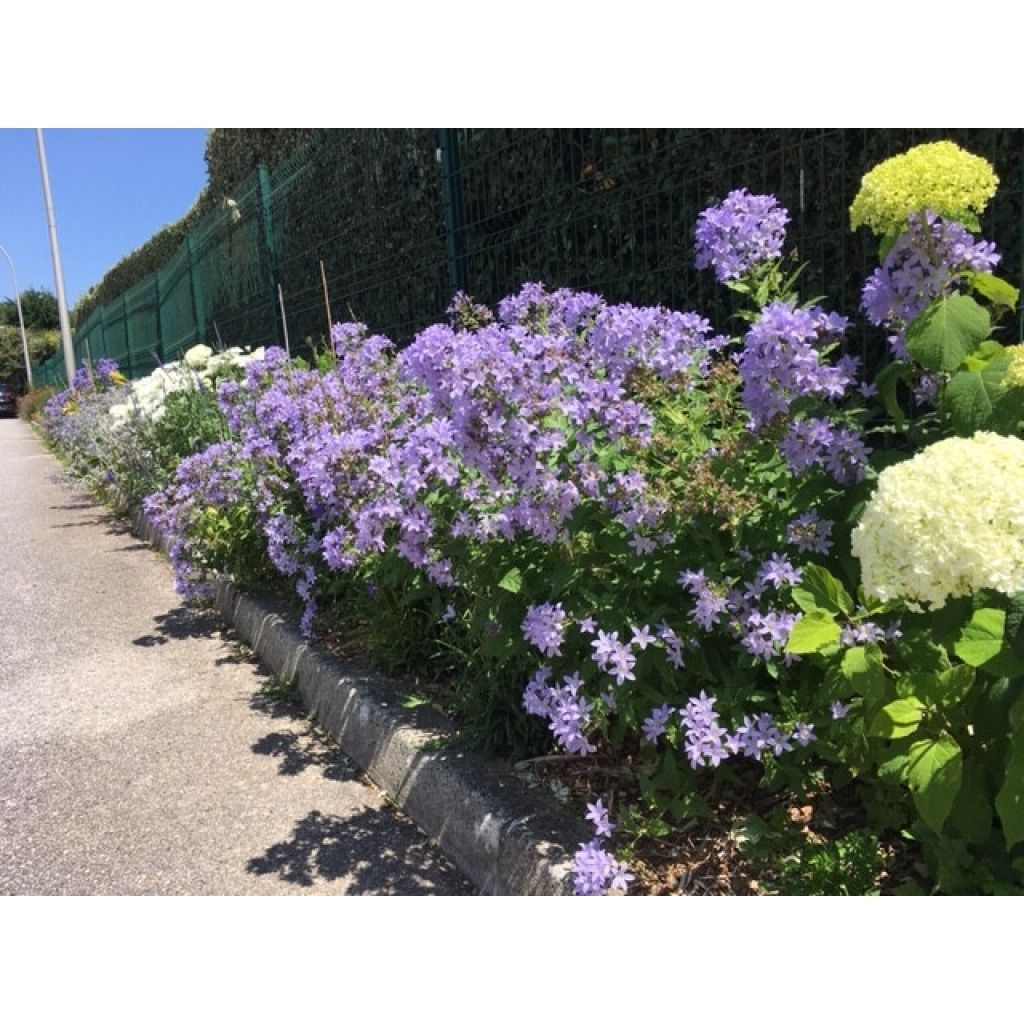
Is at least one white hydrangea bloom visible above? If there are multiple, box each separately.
[184,344,213,369]
[105,346,264,426]
[852,432,1024,609]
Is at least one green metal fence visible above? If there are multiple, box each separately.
[32,129,1024,389]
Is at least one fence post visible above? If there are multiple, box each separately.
[187,233,206,346]
[257,163,284,348]
[439,129,467,297]
[153,272,164,365]
[122,294,135,378]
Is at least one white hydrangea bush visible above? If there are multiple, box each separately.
[852,431,1024,609]
[108,344,265,426]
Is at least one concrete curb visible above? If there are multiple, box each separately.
[132,511,582,895]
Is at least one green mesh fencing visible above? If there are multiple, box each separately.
[30,129,1024,389]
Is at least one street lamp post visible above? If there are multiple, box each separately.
[0,244,33,390]
[35,129,76,386]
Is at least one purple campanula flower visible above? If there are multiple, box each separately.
[695,189,789,283]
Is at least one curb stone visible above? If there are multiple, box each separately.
[132,511,583,895]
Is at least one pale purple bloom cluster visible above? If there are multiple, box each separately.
[779,417,870,485]
[786,511,834,555]
[640,690,816,770]
[590,630,639,686]
[573,840,634,896]
[679,564,801,664]
[738,301,856,430]
[521,602,569,658]
[840,618,902,647]
[695,189,790,283]
[862,211,1000,358]
[642,703,674,744]
[522,669,596,755]
[573,799,633,896]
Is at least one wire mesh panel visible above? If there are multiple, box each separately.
[157,242,198,362]
[192,176,277,350]
[269,130,449,350]
[122,274,161,374]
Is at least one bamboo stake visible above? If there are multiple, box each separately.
[277,283,291,359]
[319,260,333,343]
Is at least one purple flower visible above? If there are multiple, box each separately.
[756,553,802,591]
[831,701,849,720]
[572,839,634,896]
[695,189,789,283]
[862,211,1000,331]
[786,511,833,555]
[642,703,674,745]
[521,602,568,658]
[738,302,853,431]
[521,669,596,756]
[585,798,614,838]
[791,722,816,747]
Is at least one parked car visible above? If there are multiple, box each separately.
[0,384,17,418]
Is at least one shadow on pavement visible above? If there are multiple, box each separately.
[245,807,470,893]
[133,606,226,647]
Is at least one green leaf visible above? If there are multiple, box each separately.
[904,293,991,373]
[995,733,1024,850]
[874,361,914,431]
[497,567,523,594]
[1004,593,1024,661]
[840,644,887,700]
[785,611,841,654]
[966,271,1020,312]
[878,233,900,263]
[954,607,1005,667]
[791,564,854,617]
[907,735,963,834]
[936,664,977,705]
[870,697,926,739]
[941,353,1024,435]
[949,758,992,845]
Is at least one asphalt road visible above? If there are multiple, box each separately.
[0,418,473,895]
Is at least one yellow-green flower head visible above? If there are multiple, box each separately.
[850,141,998,236]
[1005,346,1024,389]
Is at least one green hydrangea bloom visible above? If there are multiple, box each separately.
[1005,346,1024,389]
[850,141,998,236]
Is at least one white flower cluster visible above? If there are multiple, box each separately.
[108,344,265,426]
[852,432,1024,609]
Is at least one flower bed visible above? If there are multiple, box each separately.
[44,142,1024,894]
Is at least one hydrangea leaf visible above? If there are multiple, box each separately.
[904,293,991,373]
[1005,594,1024,660]
[949,757,992,845]
[785,610,840,654]
[907,734,963,834]
[936,664,976,705]
[966,272,1020,312]
[870,697,926,739]
[840,644,887,700]
[497,567,523,594]
[995,732,1024,850]
[954,607,1005,666]
[791,564,854,617]
[942,353,1024,435]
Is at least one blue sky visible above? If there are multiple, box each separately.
[0,129,208,309]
